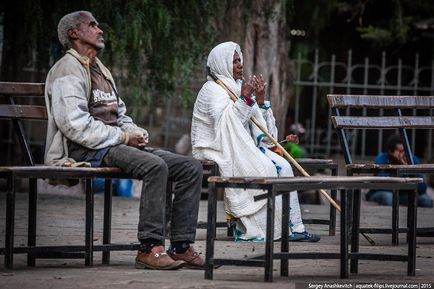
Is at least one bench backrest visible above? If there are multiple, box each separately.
[0,81,219,176]
[327,94,434,165]
[0,82,46,166]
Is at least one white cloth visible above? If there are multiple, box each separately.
[191,41,304,240]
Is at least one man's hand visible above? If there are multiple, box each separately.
[285,134,299,144]
[253,74,266,105]
[126,132,148,149]
[391,149,408,165]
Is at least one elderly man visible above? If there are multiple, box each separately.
[45,11,204,269]
[191,42,320,242]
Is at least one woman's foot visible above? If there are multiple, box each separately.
[289,231,320,242]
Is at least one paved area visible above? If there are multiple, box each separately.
[1,190,434,289]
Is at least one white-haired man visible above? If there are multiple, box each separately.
[45,11,204,270]
[191,42,320,242]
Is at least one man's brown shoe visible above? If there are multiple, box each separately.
[168,246,205,269]
[135,245,185,270]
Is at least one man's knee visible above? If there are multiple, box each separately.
[370,191,393,206]
[186,158,203,180]
[380,192,393,206]
[418,194,433,208]
[138,156,168,178]
[153,158,169,175]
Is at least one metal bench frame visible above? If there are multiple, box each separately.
[204,176,420,282]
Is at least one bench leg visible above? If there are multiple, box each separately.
[205,182,217,280]
[346,167,354,237]
[85,179,94,266]
[102,179,112,264]
[340,189,349,279]
[264,186,275,282]
[165,181,173,236]
[227,220,234,237]
[407,191,417,276]
[5,175,15,269]
[280,192,289,277]
[350,189,360,274]
[392,190,399,246]
[329,168,338,236]
[27,178,37,266]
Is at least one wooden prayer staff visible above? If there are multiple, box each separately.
[207,67,375,246]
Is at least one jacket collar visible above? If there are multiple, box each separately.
[66,48,90,68]
[66,48,118,97]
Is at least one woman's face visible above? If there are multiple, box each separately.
[232,51,243,80]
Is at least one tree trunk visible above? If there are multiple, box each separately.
[220,0,293,136]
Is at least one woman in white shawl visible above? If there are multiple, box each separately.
[191,41,319,242]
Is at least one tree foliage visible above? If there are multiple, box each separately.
[353,0,431,48]
[1,0,222,117]
[89,0,222,113]
[289,0,434,59]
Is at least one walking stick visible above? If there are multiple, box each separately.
[207,68,375,245]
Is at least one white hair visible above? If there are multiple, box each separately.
[57,11,93,49]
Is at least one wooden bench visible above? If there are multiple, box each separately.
[328,94,434,273]
[0,81,150,268]
[0,81,219,269]
[199,158,339,237]
[204,175,421,281]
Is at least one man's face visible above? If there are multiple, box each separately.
[391,143,405,160]
[74,14,105,51]
[232,51,243,80]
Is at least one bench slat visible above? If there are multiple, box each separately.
[327,94,434,109]
[0,82,45,96]
[332,116,434,129]
[0,166,132,179]
[0,105,47,120]
[207,175,422,185]
[347,163,434,174]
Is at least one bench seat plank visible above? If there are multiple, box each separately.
[347,163,434,174]
[0,166,131,179]
[208,175,422,185]
[208,176,422,202]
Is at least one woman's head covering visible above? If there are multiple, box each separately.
[206,41,243,96]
